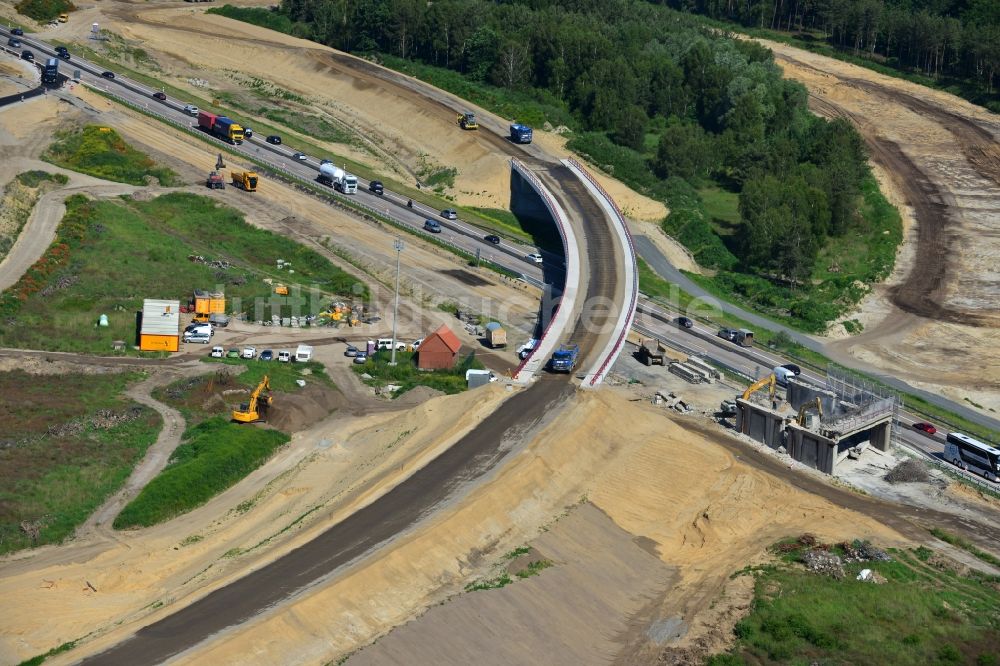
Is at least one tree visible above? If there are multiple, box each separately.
[493,41,531,89]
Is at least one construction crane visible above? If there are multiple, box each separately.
[741,374,776,401]
[232,375,272,423]
[797,397,823,426]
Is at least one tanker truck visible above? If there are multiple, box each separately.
[318,163,358,194]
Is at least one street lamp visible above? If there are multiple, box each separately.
[389,238,404,366]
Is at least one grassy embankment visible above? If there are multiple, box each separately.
[0,370,160,554]
[708,536,1000,665]
[15,0,73,22]
[0,171,68,262]
[0,190,365,353]
[44,126,180,186]
[352,349,484,397]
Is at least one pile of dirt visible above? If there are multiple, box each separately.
[885,459,931,484]
[267,382,345,432]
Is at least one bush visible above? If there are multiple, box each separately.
[16,0,74,22]
[16,170,68,188]
[43,126,179,186]
[114,418,290,528]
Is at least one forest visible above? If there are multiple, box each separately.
[655,0,1000,108]
[214,0,900,332]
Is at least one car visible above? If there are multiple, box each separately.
[7,37,21,47]
[55,45,68,54]
[241,346,256,359]
[913,422,937,436]
[368,180,383,194]
[526,253,543,264]
[277,350,291,362]
[423,219,442,233]
[58,13,68,23]
[353,352,368,364]
[259,349,273,361]
[11,28,24,36]
[210,346,225,358]
[183,104,199,116]
[779,363,802,376]
[243,127,253,138]
[440,208,458,220]
[676,316,693,329]
[58,51,70,61]
[101,71,115,80]
[226,348,240,358]
[21,50,33,61]
[484,234,500,245]
[344,345,358,357]
[320,158,332,165]
[293,152,307,161]
[717,328,737,341]
[411,338,423,350]
[265,135,282,145]
[152,91,166,101]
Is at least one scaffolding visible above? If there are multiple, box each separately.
[824,365,902,440]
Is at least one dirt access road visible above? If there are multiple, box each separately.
[762,41,1000,412]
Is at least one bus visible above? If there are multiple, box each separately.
[944,432,1000,482]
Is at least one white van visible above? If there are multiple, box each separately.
[210,346,224,358]
[773,365,797,387]
[277,350,291,363]
[295,344,313,362]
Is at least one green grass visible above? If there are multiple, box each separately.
[113,417,290,529]
[929,528,1000,570]
[464,573,513,592]
[43,126,179,186]
[15,0,73,22]
[15,171,68,188]
[0,192,366,353]
[470,207,563,253]
[351,349,484,397]
[708,540,1000,665]
[514,559,553,579]
[0,370,160,555]
[201,358,333,393]
[697,185,741,236]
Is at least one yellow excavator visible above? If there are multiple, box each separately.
[741,374,776,401]
[797,397,823,426]
[232,376,272,423]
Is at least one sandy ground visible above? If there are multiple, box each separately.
[0,54,37,97]
[156,388,904,666]
[761,39,1000,413]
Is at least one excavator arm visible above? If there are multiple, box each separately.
[232,375,271,423]
[741,374,776,401]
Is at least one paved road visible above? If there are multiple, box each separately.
[633,234,1000,433]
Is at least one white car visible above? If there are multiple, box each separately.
[526,253,543,264]
[183,104,199,116]
[210,346,225,358]
[242,346,257,359]
[277,350,291,362]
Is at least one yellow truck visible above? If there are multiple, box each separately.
[231,171,258,192]
[58,13,69,23]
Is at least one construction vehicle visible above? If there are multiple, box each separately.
[509,123,532,144]
[232,376,272,423]
[735,329,754,347]
[549,344,579,373]
[458,112,478,130]
[197,111,245,144]
[205,170,225,189]
[231,170,258,192]
[638,338,666,366]
[485,322,506,349]
[720,399,738,416]
[42,58,59,86]
[797,397,823,426]
[318,163,357,193]
[741,374,776,402]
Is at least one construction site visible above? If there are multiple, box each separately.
[1,1,1000,665]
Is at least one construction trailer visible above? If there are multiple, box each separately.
[192,290,225,323]
[139,299,180,352]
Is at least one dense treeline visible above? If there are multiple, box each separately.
[655,0,1000,100]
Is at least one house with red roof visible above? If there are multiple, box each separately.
[417,324,462,370]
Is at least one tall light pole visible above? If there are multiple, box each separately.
[389,238,404,366]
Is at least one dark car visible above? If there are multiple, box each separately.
[423,219,442,233]
[259,349,274,361]
[676,316,693,329]
[780,363,802,376]
[243,127,253,138]
[913,422,937,436]
[7,37,21,47]
[58,51,70,61]
[717,328,737,341]
[266,135,282,145]
[368,180,383,194]
[101,71,115,79]
[484,234,501,245]
[11,28,24,36]
[55,45,68,54]
[152,91,166,101]
[21,50,33,61]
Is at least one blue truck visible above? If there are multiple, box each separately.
[549,344,579,373]
[42,58,59,86]
[509,123,533,144]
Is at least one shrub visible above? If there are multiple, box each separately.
[16,0,74,22]
[43,126,179,186]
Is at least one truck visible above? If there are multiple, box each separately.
[231,171,258,192]
[318,163,357,194]
[485,322,506,349]
[295,344,314,362]
[42,58,59,86]
[735,329,754,347]
[197,111,245,144]
[638,338,665,366]
[517,338,539,360]
[205,170,225,189]
[509,123,533,144]
[549,344,579,373]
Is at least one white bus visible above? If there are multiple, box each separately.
[944,432,1000,482]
